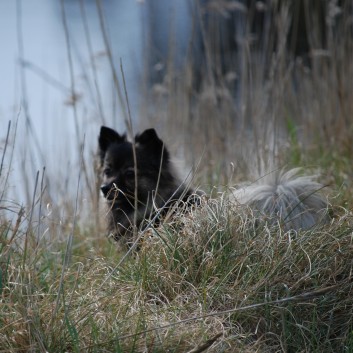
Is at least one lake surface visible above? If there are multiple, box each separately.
[0,0,191,206]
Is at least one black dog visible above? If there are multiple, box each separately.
[98,126,195,243]
[99,126,329,245]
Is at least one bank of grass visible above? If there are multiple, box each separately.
[1,190,353,352]
[2,1,353,352]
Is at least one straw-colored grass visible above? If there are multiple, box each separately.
[1,194,353,352]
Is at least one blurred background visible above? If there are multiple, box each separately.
[1,0,353,229]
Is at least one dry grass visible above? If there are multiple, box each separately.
[1,1,353,352]
[141,1,353,197]
[1,195,353,352]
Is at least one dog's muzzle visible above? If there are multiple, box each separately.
[101,183,114,198]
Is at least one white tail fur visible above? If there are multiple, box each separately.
[231,168,329,231]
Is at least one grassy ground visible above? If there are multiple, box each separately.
[1,1,353,352]
[1,192,353,352]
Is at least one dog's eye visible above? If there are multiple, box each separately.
[104,168,112,177]
[124,169,135,179]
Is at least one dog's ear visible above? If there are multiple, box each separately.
[98,126,126,162]
[135,129,161,146]
[99,126,126,152]
[135,128,169,161]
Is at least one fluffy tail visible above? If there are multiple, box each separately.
[232,168,329,231]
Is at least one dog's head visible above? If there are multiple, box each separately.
[98,126,170,206]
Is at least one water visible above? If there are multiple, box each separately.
[0,0,146,205]
[0,0,198,216]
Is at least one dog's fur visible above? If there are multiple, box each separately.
[231,168,328,231]
[98,126,195,243]
[99,126,329,243]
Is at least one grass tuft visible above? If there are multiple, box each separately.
[1,193,352,351]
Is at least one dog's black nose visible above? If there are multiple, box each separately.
[100,184,111,197]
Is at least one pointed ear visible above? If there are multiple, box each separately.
[135,129,161,146]
[135,128,169,161]
[98,126,126,163]
[99,126,126,153]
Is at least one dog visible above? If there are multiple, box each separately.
[98,126,197,244]
[99,126,329,244]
